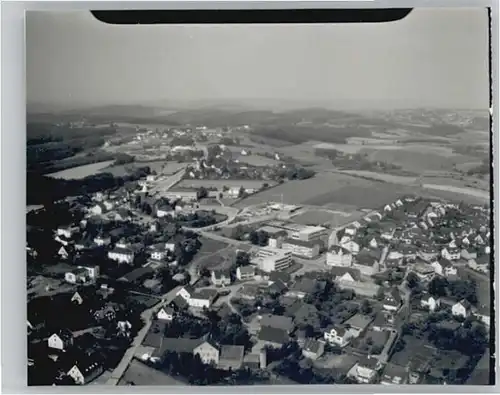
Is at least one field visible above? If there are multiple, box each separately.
[46,160,115,180]
[234,154,280,167]
[178,179,270,190]
[458,266,491,308]
[234,172,375,210]
[390,336,436,372]
[119,359,186,386]
[291,209,351,227]
[135,160,187,175]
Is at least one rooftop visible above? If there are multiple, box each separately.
[343,314,373,331]
[219,345,245,362]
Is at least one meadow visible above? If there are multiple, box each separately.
[46,160,115,180]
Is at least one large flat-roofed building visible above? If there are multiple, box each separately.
[266,220,328,242]
[251,247,293,273]
[281,238,324,259]
[256,226,289,248]
[164,187,199,202]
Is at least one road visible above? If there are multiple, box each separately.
[105,286,182,386]
[377,329,399,365]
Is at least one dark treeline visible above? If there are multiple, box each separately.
[27,166,150,205]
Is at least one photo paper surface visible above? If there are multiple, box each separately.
[25,9,494,386]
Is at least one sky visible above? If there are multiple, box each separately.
[26,8,490,110]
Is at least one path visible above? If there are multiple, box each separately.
[105,287,182,386]
[377,329,399,365]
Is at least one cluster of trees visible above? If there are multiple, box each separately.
[273,165,315,181]
[177,211,227,229]
[27,166,151,205]
[427,276,478,304]
[249,230,269,246]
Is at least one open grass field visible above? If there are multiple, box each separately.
[178,179,270,190]
[47,160,116,180]
[291,209,351,227]
[234,172,373,210]
[234,154,281,167]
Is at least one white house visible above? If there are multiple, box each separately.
[58,246,69,259]
[344,226,357,236]
[474,306,490,327]
[56,226,77,239]
[323,325,351,347]
[156,206,175,218]
[187,289,218,309]
[347,357,380,384]
[65,268,89,284]
[420,293,441,312]
[340,240,360,255]
[236,266,256,281]
[452,299,473,318]
[157,307,175,321]
[78,265,99,280]
[71,292,84,305]
[108,245,135,264]
[382,288,402,312]
[441,247,461,261]
[326,246,353,267]
[48,330,73,351]
[67,361,103,385]
[461,248,477,260]
[94,235,111,246]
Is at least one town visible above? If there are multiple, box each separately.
[26,128,492,386]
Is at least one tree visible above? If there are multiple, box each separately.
[257,230,270,246]
[428,276,448,297]
[407,272,421,290]
[197,187,208,200]
[360,299,373,314]
[249,231,259,245]
[448,279,478,304]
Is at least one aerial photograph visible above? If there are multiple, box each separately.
[26,9,493,386]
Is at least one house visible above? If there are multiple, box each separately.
[48,329,74,351]
[301,339,325,360]
[420,293,441,312]
[452,299,473,318]
[71,291,84,305]
[107,244,135,264]
[331,267,361,283]
[439,259,457,277]
[286,277,322,299]
[267,279,289,296]
[188,289,218,309]
[91,304,116,323]
[343,314,373,338]
[353,248,381,276]
[398,245,417,262]
[441,247,461,261]
[211,269,232,287]
[281,238,323,259]
[56,225,78,239]
[156,205,175,218]
[368,237,383,249]
[218,345,245,370]
[344,226,357,237]
[474,305,490,327]
[467,254,490,273]
[78,265,99,280]
[418,245,439,262]
[326,246,353,267]
[381,363,408,385]
[66,355,104,385]
[461,248,478,260]
[149,244,169,261]
[258,326,289,348]
[58,246,69,259]
[385,256,403,268]
[93,234,111,246]
[372,311,393,331]
[412,261,435,281]
[157,306,175,321]
[89,203,107,216]
[117,320,133,337]
[323,325,351,347]
[236,265,256,281]
[382,288,402,312]
[340,239,360,255]
[347,356,380,383]
[152,338,220,365]
[260,314,294,333]
[112,208,132,222]
[474,234,485,245]
[65,268,89,284]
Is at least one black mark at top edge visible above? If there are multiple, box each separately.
[91,9,413,25]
